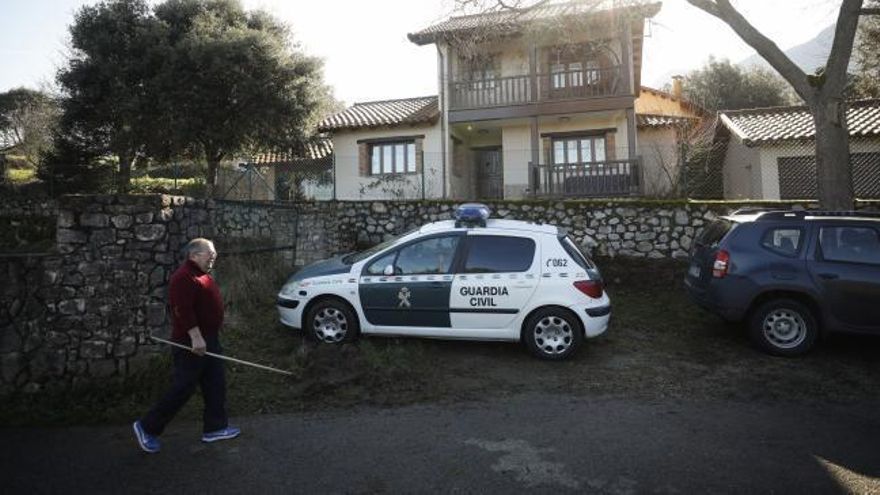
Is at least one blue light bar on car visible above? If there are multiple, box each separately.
[454,203,491,227]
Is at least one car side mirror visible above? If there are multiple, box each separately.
[383,264,395,276]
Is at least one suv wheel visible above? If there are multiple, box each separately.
[523,308,583,360]
[306,299,359,344]
[749,298,818,356]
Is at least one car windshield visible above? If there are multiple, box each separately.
[341,228,418,264]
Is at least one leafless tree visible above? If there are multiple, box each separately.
[686,0,866,209]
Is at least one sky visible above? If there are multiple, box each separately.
[0,0,843,106]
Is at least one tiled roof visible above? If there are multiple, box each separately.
[637,114,697,129]
[408,1,661,45]
[251,137,333,168]
[317,96,439,132]
[720,99,880,146]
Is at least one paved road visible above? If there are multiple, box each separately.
[3,394,879,494]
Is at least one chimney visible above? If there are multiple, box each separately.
[671,75,683,100]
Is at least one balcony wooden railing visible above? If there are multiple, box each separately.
[529,158,643,198]
[450,66,623,110]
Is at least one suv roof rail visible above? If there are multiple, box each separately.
[756,210,880,220]
[728,207,794,216]
[802,210,880,219]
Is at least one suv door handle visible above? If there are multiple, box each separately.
[428,281,445,287]
[818,273,839,280]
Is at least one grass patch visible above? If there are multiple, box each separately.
[129,176,205,196]
[0,354,171,427]
[5,167,36,183]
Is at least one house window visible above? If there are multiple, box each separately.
[370,141,417,175]
[552,135,607,164]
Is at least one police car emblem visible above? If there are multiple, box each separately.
[398,287,411,308]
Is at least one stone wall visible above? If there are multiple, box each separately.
[211,199,340,266]
[0,196,57,218]
[326,201,742,259]
[1,195,214,394]
[326,200,876,259]
[2,194,876,394]
[0,195,337,394]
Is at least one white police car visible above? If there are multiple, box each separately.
[277,204,610,360]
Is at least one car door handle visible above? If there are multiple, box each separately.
[428,281,445,287]
[818,273,839,280]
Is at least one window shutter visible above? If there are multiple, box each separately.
[358,143,369,176]
[415,139,424,173]
[605,132,616,161]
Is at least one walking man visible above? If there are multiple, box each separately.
[133,238,240,453]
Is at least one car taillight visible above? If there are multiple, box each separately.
[574,280,603,298]
[713,250,730,278]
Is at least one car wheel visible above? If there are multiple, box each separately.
[305,299,359,344]
[523,307,583,360]
[749,298,818,356]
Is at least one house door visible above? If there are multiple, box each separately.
[476,149,503,199]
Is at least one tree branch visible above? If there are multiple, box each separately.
[686,0,811,102]
[825,0,864,94]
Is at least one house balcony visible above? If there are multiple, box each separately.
[449,66,626,114]
[528,158,643,198]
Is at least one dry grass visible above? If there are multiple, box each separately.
[3,255,879,427]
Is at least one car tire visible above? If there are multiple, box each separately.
[749,298,818,356]
[522,307,583,360]
[305,298,360,344]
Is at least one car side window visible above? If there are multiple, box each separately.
[394,236,460,275]
[820,226,880,265]
[761,228,802,257]
[464,235,535,273]
[365,252,396,275]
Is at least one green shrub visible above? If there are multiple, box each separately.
[129,176,205,196]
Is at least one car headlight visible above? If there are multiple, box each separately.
[279,280,299,297]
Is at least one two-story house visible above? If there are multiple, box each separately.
[319,1,696,201]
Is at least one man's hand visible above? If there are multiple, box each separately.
[188,327,207,356]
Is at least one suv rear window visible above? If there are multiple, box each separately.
[464,235,535,273]
[696,219,735,248]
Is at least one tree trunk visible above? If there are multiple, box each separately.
[812,99,854,210]
[118,151,132,193]
[206,158,219,199]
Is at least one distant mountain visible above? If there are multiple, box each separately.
[739,23,854,74]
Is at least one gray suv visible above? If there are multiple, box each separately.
[684,209,880,355]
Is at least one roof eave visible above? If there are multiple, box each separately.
[408,2,662,47]
[318,116,440,134]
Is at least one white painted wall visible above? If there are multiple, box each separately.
[722,136,762,199]
[753,137,880,199]
[331,124,443,200]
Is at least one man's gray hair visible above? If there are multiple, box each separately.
[183,238,214,259]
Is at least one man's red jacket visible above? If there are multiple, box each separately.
[169,259,224,343]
